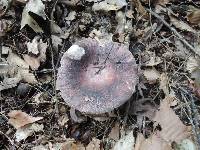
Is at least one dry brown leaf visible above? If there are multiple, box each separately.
[58,0,80,6]
[143,68,160,83]
[27,36,40,55]
[2,46,9,55]
[21,0,46,32]
[153,97,191,143]
[135,133,172,150]
[186,56,200,73]
[89,29,113,46]
[175,139,196,150]
[58,115,69,127]
[23,38,47,70]
[0,77,21,91]
[109,122,120,141]
[130,98,157,120]
[169,14,196,33]
[132,0,148,18]
[113,131,135,150]
[86,138,101,150]
[187,9,200,25]
[51,139,85,150]
[155,0,169,5]
[32,145,48,150]
[92,0,127,11]
[23,54,40,70]
[7,52,37,84]
[159,73,169,96]
[51,35,62,50]
[144,51,162,67]
[8,110,43,129]
[174,40,190,58]
[15,123,44,142]
[134,133,145,150]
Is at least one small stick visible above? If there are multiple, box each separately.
[146,9,200,58]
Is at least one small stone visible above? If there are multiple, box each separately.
[66,45,85,60]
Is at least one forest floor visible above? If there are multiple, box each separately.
[1,0,200,149]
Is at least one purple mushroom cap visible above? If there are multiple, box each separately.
[56,38,138,114]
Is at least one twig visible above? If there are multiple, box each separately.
[48,38,59,116]
[180,87,200,148]
[0,131,16,150]
[146,9,200,58]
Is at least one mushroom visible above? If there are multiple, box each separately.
[56,38,138,114]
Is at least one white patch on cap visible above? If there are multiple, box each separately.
[66,45,85,60]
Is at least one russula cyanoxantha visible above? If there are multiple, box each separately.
[56,38,138,114]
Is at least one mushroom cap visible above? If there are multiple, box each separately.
[56,38,138,114]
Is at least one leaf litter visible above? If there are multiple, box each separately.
[1,0,200,149]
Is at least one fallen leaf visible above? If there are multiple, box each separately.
[109,122,120,141]
[143,68,160,83]
[58,115,69,127]
[27,36,40,55]
[135,133,172,150]
[15,123,44,142]
[23,37,47,70]
[32,145,48,150]
[8,110,43,129]
[2,46,9,55]
[113,131,135,150]
[51,139,85,150]
[7,52,37,84]
[134,133,145,150]
[169,14,196,33]
[0,62,13,75]
[0,77,21,91]
[58,0,80,6]
[21,0,46,32]
[174,40,190,58]
[155,0,170,5]
[187,8,200,25]
[186,56,200,73]
[132,0,148,18]
[153,97,191,143]
[175,139,196,150]
[86,138,101,150]
[0,0,10,16]
[159,73,169,96]
[65,11,76,25]
[186,56,200,93]
[144,51,162,67]
[92,0,127,11]
[51,35,62,50]
[0,19,13,37]
[89,29,113,46]
[23,55,40,70]
[191,69,200,87]
[130,98,157,120]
